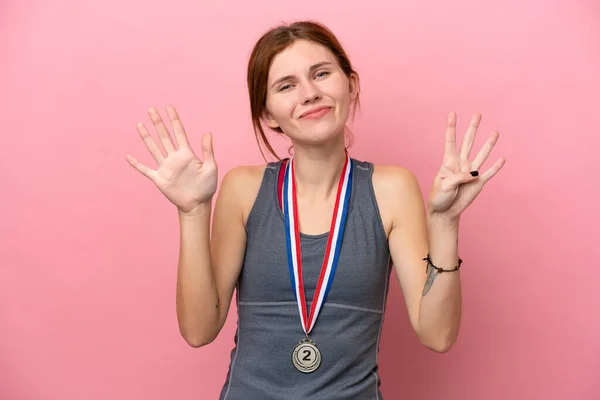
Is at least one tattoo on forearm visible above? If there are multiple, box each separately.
[422,265,438,296]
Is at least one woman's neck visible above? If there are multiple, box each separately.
[291,137,347,201]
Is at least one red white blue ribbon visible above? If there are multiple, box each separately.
[283,154,353,335]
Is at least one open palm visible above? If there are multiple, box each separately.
[428,112,505,220]
[126,106,218,214]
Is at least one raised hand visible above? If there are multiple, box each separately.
[427,112,505,221]
[126,106,218,214]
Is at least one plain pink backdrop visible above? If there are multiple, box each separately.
[1,0,598,399]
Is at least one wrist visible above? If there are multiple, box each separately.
[427,213,460,265]
[178,201,212,220]
[427,212,459,232]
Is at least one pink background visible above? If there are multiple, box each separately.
[1,0,599,399]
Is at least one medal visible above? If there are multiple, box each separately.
[282,154,353,373]
[292,337,322,373]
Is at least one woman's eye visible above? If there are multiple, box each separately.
[316,71,330,78]
[279,84,291,92]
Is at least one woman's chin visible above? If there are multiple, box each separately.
[293,128,346,147]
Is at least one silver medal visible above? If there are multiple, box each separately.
[292,338,322,373]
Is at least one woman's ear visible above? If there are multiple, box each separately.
[349,72,360,101]
[262,109,280,129]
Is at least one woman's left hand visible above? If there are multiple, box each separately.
[427,112,506,221]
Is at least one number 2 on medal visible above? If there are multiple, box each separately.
[303,349,312,361]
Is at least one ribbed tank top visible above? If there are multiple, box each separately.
[219,158,392,400]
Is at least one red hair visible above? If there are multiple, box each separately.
[247,20,360,161]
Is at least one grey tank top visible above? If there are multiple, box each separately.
[219,158,392,400]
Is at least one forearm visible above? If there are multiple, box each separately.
[176,202,220,346]
[417,215,462,352]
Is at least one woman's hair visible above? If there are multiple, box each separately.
[247,20,360,161]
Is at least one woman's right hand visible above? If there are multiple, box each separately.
[126,106,218,214]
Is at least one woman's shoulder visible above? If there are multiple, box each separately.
[346,158,422,202]
[371,164,419,186]
[219,163,275,223]
[222,158,288,190]
[220,163,269,197]
[223,164,268,181]
[369,163,424,234]
[351,158,416,182]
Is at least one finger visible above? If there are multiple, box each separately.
[444,112,457,159]
[136,122,165,163]
[148,108,176,153]
[441,171,480,192]
[166,105,190,149]
[459,113,481,161]
[125,153,156,180]
[201,132,216,165]
[480,157,506,183]
[471,130,500,171]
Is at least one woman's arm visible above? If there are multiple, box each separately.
[177,166,261,347]
[374,113,504,353]
[374,166,461,353]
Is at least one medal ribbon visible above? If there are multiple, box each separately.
[283,154,353,336]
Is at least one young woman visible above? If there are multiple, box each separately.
[126,20,505,400]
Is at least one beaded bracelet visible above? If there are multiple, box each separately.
[423,253,463,273]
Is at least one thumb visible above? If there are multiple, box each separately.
[441,170,479,191]
[201,132,216,165]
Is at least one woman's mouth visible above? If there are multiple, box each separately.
[300,106,332,120]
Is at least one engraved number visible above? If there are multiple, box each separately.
[302,349,312,361]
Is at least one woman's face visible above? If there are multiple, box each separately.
[264,39,357,146]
